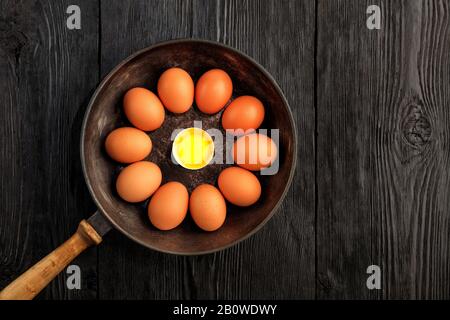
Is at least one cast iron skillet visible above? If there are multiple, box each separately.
[0,39,297,300]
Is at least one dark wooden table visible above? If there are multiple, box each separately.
[1,0,449,300]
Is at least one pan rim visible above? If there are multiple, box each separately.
[80,38,298,255]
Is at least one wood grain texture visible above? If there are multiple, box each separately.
[0,220,102,300]
[2,0,450,300]
[317,0,450,299]
[0,0,99,299]
[98,0,315,299]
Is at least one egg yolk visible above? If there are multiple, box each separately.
[172,128,214,170]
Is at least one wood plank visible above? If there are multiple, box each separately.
[0,0,99,299]
[317,0,450,299]
[99,0,315,299]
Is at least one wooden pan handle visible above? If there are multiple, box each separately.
[0,220,102,300]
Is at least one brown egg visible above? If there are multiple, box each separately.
[222,96,265,132]
[148,182,188,231]
[105,127,152,163]
[232,133,278,171]
[189,184,226,231]
[157,67,194,113]
[218,167,261,206]
[123,87,165,131]
[116,161,162,203]
[195,69,233,114]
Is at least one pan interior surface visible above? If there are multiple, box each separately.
[82,40,296,254]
